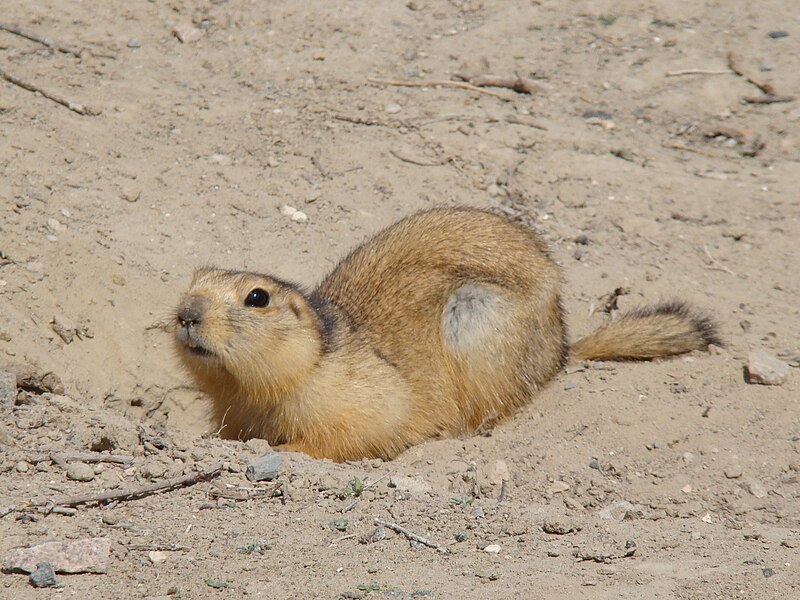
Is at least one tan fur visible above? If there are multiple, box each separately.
[174,208,719,461]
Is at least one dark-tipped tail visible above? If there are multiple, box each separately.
[570,301,721,362]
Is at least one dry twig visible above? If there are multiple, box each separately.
[666,69,731,77]
[0,23,83,57]
[374,518,440,549]
[368,77,509,100]
[29,462,224,508]
[703,245,737,276]
[0,446,134,466]
[727,52,795,103]
[388,148,447,167]
[454,72,544,95]
[666,143,726,159]
[0,23,115,59]
[743,95,795,104]
[504,114,548,131]
[0,65,99,115]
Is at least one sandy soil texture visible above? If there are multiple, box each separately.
[1,1,799,598]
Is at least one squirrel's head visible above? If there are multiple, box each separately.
[174,268,322,395]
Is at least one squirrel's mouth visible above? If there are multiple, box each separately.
[177,326,217,359]
[186,344,214,357]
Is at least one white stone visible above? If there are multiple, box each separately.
[747,350,790,385]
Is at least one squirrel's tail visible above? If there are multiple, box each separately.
[570,301,721,362]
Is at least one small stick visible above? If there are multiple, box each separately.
[374,518,439,549]
[368,77,509,100]
[702,245,737,276]
[28,462,224,508]
[727,51,794,103]
[333,114,391,127]
[666,143,725,159]
[743,95,795,104]
[126,543,191,552]
[0,65,98,115]
[0,23,82,57]
[50,506,77,516]
[388,148,447,167]
[0,445,134,466]
[454,72,544,95]
[727,52,777,96]
[53,452,133,465]
[505,114,548,131]
[330,534,356,544]
[666,69,731,77]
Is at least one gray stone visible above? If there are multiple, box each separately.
[746,350,790,385]
[245,452,281,482]
[724,462,743,479]
[29,562,57,588]
[746,479,768,498]
[66,462,95,482]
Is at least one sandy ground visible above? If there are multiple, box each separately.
[1,1,799,598]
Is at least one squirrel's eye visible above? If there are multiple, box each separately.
[244,288,270,308]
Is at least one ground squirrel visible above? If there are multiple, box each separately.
[174,207,719,461]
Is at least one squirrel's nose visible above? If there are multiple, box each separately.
[178,299,206,327]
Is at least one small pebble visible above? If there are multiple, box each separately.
[140,458,168,480]
[66,462,95,482]
[542,519,580,534]
[291,210,308,223]
[127,38,141,48]
[583,110,613,120]
[246,452,282,482]
[173,24,204,43]
[746,350,790,385]
[483,544,501,554]
[29,562,57,588]
[547,480,570,494]
[47,218,66,233]
[598,501,636,521]
[365,524,386,543]
[724,462,743,479]
[767,30,789,39]
[15,461,29,473]
[746,479,768,498]
[244,438,272,454]
[385,103,402,114]
[102,513,121,526]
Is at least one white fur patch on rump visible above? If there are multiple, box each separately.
[442,284,499,350]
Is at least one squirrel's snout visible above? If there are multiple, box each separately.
[178,305,202,327]
[177,296,210,328]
